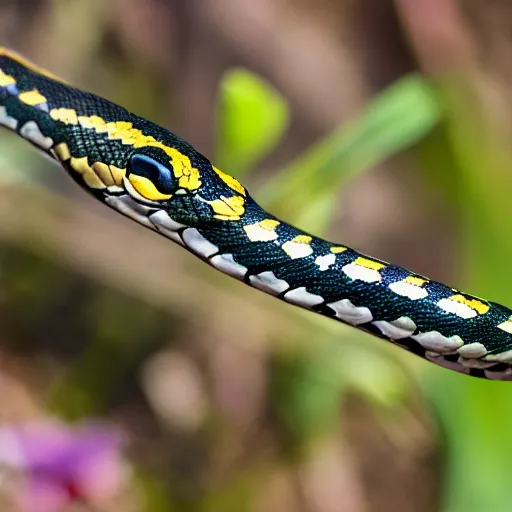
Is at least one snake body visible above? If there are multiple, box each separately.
[2,48,512,380]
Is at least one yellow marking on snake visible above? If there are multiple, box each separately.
[0,69,15,87]
[18,89,47,106]
[213,166,246,196]
[342,257,383,283]
[405,276,427,286]
[92,162,115,186]
[243,219,280,242]
[70,156,105,189]
[109,165,126,186]
[294,235,313,244]
[498,317,512,334]
[260,219,280,230]
[282,235,314,259]
[70,156,91,175]
[449,294,489,315]
[128,174,173,201]
[83,170,106,189]
[78,115,109,132]
[389,276,428,300]
[53,142,70,161]
[354,257,386,271]
[331,246,347,254]
[166,148,201,191]
[52,109,202,191]
[206,195,245,220]
[50,108,79,125]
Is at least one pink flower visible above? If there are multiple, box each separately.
[0,420,128,512]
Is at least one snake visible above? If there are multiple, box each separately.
[1,48,512,381]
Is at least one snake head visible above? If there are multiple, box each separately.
[122,144,247,225]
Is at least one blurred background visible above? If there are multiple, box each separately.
[2,0,512,510]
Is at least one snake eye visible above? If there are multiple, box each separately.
[125,153,175,202]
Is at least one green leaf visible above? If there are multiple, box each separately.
[259,73,442,233]
[270,336,349,455]
[214,68,289,178]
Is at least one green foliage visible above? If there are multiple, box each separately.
[137,470,176,512]
[270,335,350,456]
[418,81,512,512]
[214,68,290,177]
[259,73,441,233]
[48,290,173,419]
[198,465,269,512]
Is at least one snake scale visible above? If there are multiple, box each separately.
[1,47,512,380]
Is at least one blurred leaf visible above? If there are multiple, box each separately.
[418,77,512,512]
[259,73,442,233]
[199,465,269,512]
[214,68,289,177]
[426,372,512,512]
[271,326,413,459]
[270,336,349,456]
[343,351,410,409]
[137,470,175,512]
[48,290,172,419]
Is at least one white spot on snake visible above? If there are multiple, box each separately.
[106,185,124,194]
[148,210,186,245]
[284,287,324,308]
[105,194,155,230]
[0,106,17,130]
[182,228,218,258]
[281,238,314,259]
[372,316,416,340]
[210,254,247,280]
[483,349,512,364]
[389,280,428,300]
[437,298,477,319]
[249,271,289,295]
[342,263,381,283]
[457,342,488,358]
[497,317,512,334]
[412,332,463,353]
[484,368,512,380]
[35,102,49,113]
[243,222,279,242]
[458,357,497,369]
[326,299,373,326]
[7,85,18,95]
[425,352,469,374]
[149,210,186,232]
[315,254,336,271]
[19,120,53,149]
[393,316,418,332]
